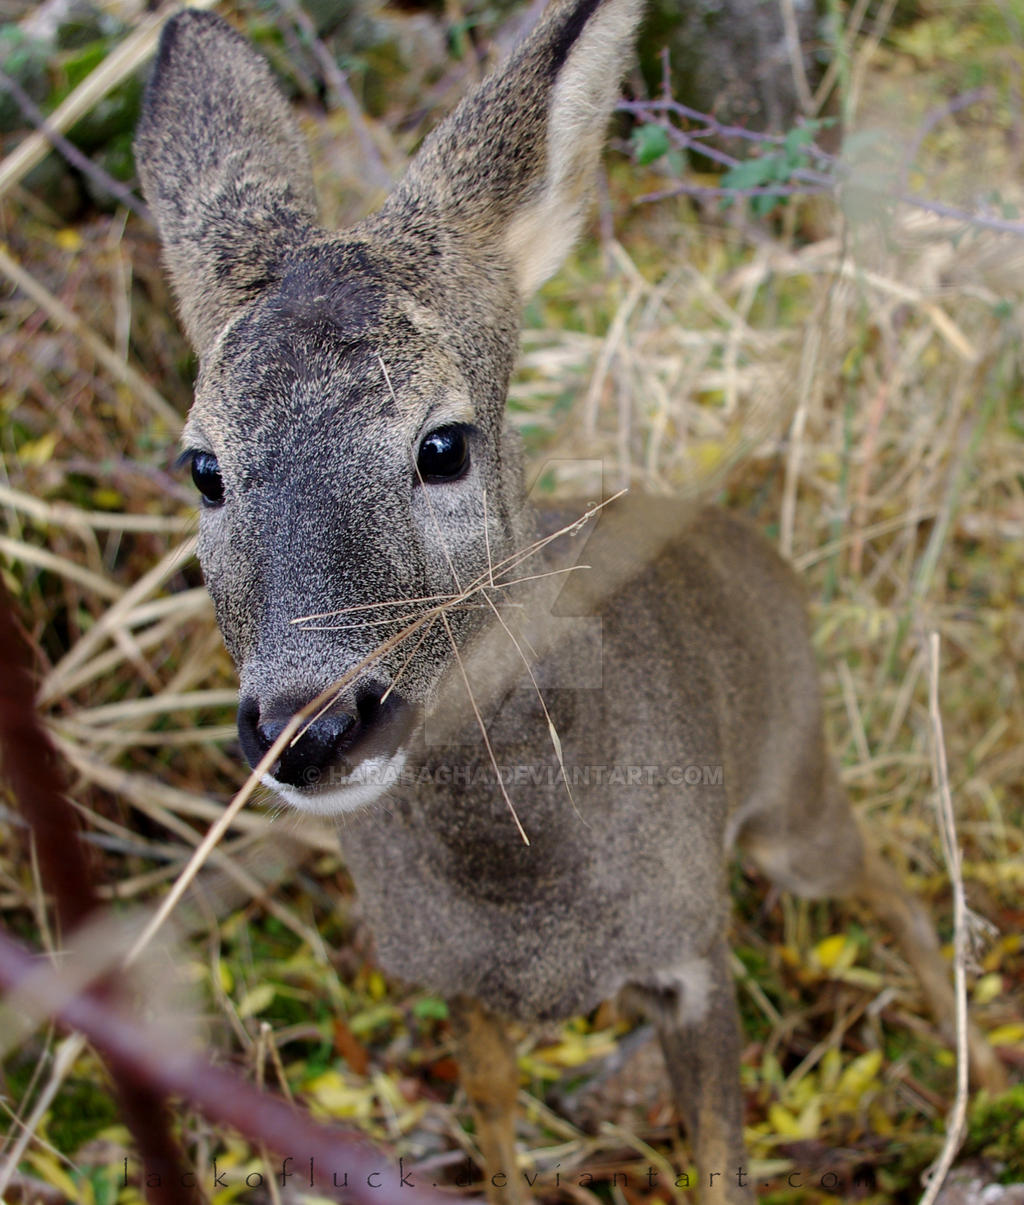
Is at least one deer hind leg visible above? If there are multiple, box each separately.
[740,757,1007,1094]
[850,838,1007,1093]
[628,938,755,1205]
[451,996,527,1205]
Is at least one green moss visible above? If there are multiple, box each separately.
[966,1085,1024,1180]
[47,1076,119,1154]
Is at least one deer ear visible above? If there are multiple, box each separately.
[378,0,643,300]
[135,11,319,357]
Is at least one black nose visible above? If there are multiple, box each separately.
[238,687,387,789]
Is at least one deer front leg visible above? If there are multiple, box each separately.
[631,939,755,1205]
[451,996,526,1204]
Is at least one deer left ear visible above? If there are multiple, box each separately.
[377,0,644,300]
[135,10,320,357]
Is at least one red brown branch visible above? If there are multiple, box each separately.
[0,930,466,1205]
[0,578,197,1204]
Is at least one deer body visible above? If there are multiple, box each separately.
[136,3,1005,1202]
[340,501,851,1024]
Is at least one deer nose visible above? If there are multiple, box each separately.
[238,687,387,789]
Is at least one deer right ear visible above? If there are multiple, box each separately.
[376,0,643,301]
[135,11,319,357]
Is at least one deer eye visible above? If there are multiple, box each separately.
[416,425,470,483]
[189,450,225,506]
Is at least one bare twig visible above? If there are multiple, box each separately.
[0,67,151,221]
[276,0,390,192]
[0,2,217,203]
[618,94,1024,240]
[917,632,970,1205]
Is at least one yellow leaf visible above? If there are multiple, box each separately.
[820,1046,843,1092]
[19,432,58,465]
[974,973,1004,1005]
[367,970,387,1000]
[237,982,276,1018]
[56,228,83,252]
[25,1151,79,1200]
[96,1123,132,1144]
[816,450,840,480]
[768,1103,802,1137]
[835,966,885,991]
[91,487,123,510]
[694,440,724,474]
[984,934,1022,970]
[769,1098,821,1140]
[306,1069,373,1119]
[809,935,848,973]
[795,1097,822,1138]
[212,1187,247,1205]
[988,1022,1024,1047]
[837,1049,883,1102]
[786,1074,818,1110]
[216,959,233,994]
[868,1101,894,1135]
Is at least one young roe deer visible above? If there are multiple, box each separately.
[135,2,1006,1200]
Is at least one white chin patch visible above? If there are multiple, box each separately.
[266,748,409,816]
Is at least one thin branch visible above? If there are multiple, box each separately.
[276,0,390,191]
[0,3,215,203]
[0,67,150,221]
[918,632,970,1205]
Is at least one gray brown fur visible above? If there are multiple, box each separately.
[135,3,1006,1202]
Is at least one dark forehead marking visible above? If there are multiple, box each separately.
[267,241,386,343]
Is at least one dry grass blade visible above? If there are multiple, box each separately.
[0,1035,86,1199]
[0,533,123,600]
[0,482,192,534]
[0,243,180,429]
[481,594,581,817]
[64,688,238,726]
[439,610,530,846]
[292,591,463,624]
[53,736,335,851]
[40,536,198,703]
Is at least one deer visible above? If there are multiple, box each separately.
[134,2,1006,1201]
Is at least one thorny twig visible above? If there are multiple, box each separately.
[619,91,1024,239]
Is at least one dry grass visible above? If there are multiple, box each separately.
[0,2,1022,1203]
